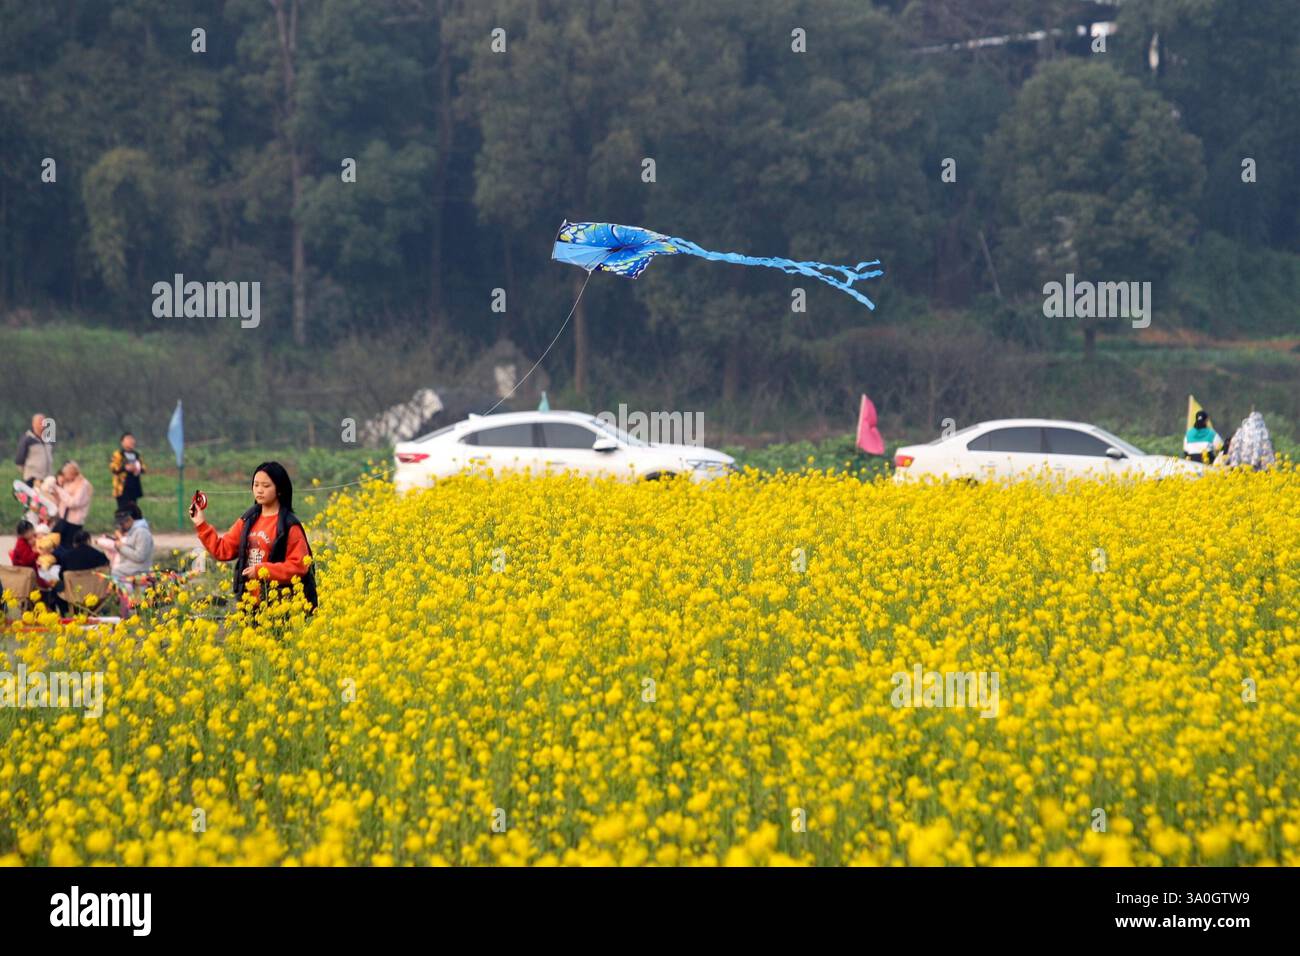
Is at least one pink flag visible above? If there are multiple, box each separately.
[856,394,885,456]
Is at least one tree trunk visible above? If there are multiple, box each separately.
[272,0,308,346]
[1084,324,1096,359]
[499,229,514,346]
[927,366,937,429]
[291,157,307,346]
[429,3,453,341]
[0,177,7,310]
[722,347,741,405]
[573,270,589,396]
[977,227,1002,301]
[936,213,969,305]
[721,268,744,406]
[571,139,590,396]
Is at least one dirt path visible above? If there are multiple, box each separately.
[1134,327,1300,352]
[1,531,200,560]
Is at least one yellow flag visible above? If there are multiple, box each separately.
[1187,395,1211,431]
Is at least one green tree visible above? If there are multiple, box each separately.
[298,140,436,311]
[0,2,65,308]
[460,0,652,396]
[0,0,224,312]
[986,59,1204,354]
[1119,0,1300,250]
[227,0,315,344]
[374,0,481,339]
[634,0,936,408]
[293,0,437,330]
[82,147,206,296]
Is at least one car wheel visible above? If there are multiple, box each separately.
[643,472,675,481]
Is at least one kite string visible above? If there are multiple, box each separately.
[479,262,599,416]
[156,261,605,503]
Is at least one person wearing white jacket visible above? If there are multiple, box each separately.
[112,506,154,579]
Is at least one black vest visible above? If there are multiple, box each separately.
[233,505,318,610]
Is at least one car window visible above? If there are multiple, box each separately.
[465,423,536,448]
[1044,427,1111,457]
[540,422,599,449]
[980,427,1044,453]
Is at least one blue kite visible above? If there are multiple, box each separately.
[551,220,883,309]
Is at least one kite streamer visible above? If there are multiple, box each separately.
[552,220,883,310]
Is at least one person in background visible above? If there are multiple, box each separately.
[109,432,146,512]
[112,505,154,580]
[51,461,93,541]
[191,461,318,610]
[55,529,110,574]
[1183,410,1224,463]
[14,413,53,485]
[9,520,38,568]
[128,500,149,535]
[1225,411,1277,471]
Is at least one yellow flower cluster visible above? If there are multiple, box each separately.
[1,465,1298,866]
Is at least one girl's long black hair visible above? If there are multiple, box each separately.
[252,461,294,513]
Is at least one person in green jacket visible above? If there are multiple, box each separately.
[1183,410,1224,463]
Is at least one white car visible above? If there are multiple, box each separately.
[892,419,1204,483]
[393,410,736,491]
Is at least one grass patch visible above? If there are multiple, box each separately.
[8,442,383,534]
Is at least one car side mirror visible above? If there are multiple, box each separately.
[592,437,618,453]
[1105,446,1125,459]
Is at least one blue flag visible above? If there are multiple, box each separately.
[167,400,184,466]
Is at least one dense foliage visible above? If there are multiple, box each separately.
[2,0,1297,437]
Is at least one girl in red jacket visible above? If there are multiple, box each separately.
[191,461,318,609]
[9,520,38,567]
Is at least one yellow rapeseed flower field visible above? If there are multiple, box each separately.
[1,465,1298,866]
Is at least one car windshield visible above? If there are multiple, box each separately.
[931,424,981,445]
[412,423,457,443]
[1090,427,1146,457]
[589,417,648,447]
